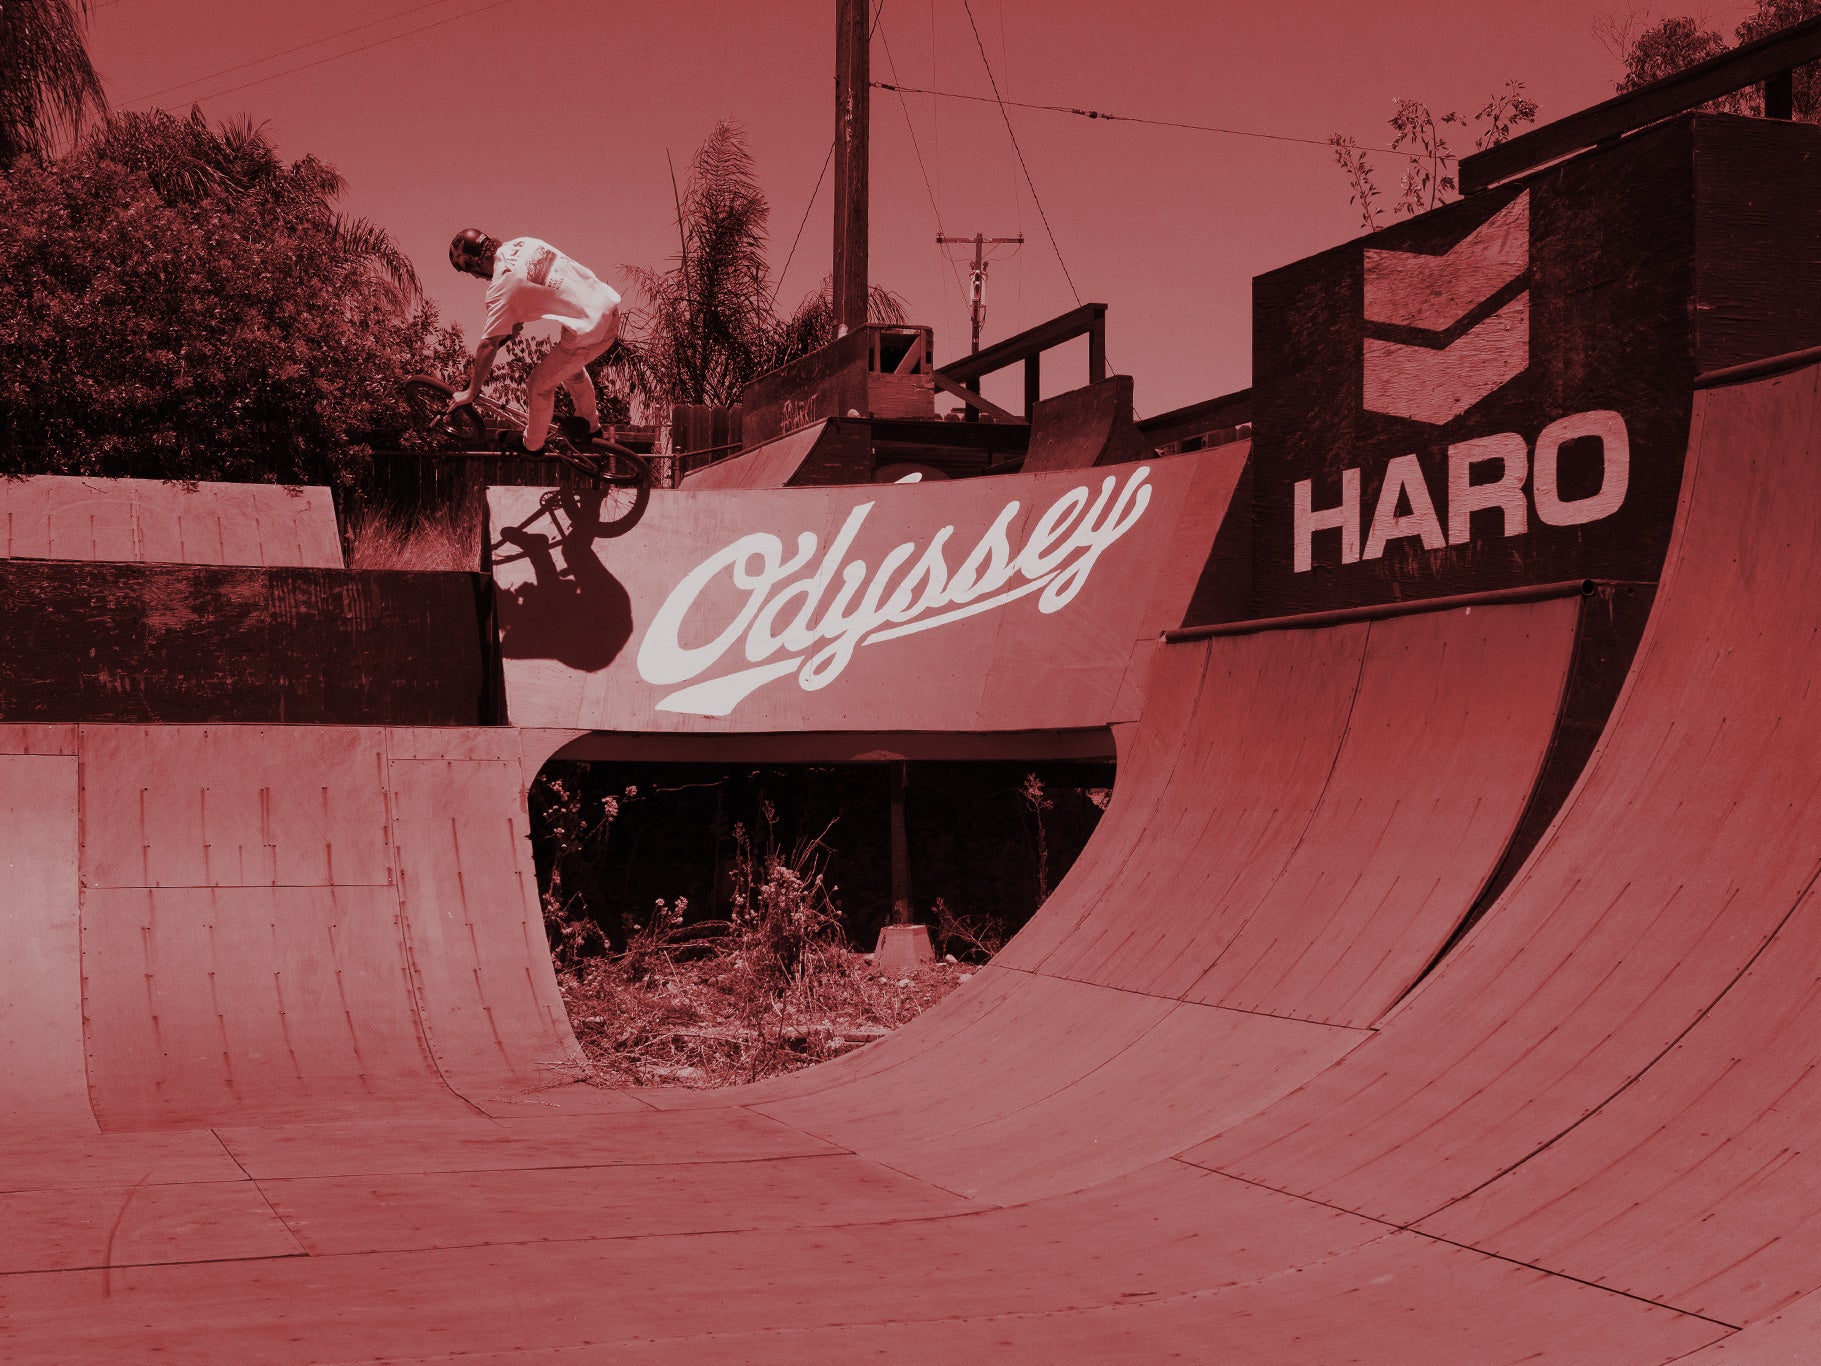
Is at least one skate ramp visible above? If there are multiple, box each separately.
[676,592,1581,1207]
[0,723,633,1136]
[8,356,1819,1357]
[1019,374,1152,472]
[678,420,831,489]
[1180,362,1821,1331]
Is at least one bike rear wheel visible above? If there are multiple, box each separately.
[548,440,652,527]
[551,442,651,489]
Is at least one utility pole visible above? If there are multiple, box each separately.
[937,232,1024,353]
[937,232,1022,421]
[833,0,869,335]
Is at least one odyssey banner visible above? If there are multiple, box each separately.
[487,449,1236,734]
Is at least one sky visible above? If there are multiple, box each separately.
[85,1,1760,418]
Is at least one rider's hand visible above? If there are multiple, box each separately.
[449,388,474,409]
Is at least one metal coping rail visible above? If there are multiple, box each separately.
[1695,342,1821,389]
[1164,579,1622,643]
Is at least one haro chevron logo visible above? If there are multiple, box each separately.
[1363,192,1529,424]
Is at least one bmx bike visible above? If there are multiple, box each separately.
[400,374,652,493]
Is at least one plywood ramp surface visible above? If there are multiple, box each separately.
[1189,366,1821,1333]
[1011,595,1571,1022]
[2,1162,1723,1363]
[0,750,95,1133]
[0,475,341,567]
[679,421,830,489]
[2,724,602,1134]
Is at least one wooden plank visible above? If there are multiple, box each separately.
[1137,388,1253,445]
[1460,13,1821,193]
[386,754,590,1105]
[256,1157,975,1256]
[936,303,1107,383]
[930,369,1018,421]
[0,1182,301,1274]
[79,726,395,890]
[0,753,94,1133]
[1693,117,1821,374]
[0,563,498,725]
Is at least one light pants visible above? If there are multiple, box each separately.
[523,306,620,450]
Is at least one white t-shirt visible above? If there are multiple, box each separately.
[482,237,621,342]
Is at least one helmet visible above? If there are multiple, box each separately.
[449,228,497,275]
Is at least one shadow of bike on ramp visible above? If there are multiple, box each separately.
[489,482,652,672]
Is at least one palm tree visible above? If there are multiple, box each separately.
[0,0,105,166]
[617,120,904,413]
[83,108,420,304]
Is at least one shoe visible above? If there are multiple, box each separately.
[498,431,551,456]
[556,415,604,445]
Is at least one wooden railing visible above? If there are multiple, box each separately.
[933,303,1108,421]
[1461,14,1821,194]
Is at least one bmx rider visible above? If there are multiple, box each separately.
[447,229,622,453]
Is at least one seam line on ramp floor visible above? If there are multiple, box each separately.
[1165,1158,1742,1332]
[995,961,1377,1030]
[213,1127,311,1258]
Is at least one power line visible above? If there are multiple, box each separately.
[960,0,1080,305]
[773,139,835,304]
[872,79,1404,156]
[878,13,973,316]
[121,1,473,107]
[119,0,517,110]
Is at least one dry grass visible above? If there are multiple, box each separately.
[561,948,972,1089]
[344,501,483,572]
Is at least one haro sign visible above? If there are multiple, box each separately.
[1294,409,1629,572]
[636,467,1154,716]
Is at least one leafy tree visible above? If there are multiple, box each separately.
[0,0,105,166]
[0,119,457,485]
[1602,3,1821,117]
[84,109,421,305]
[1735,0,1821,118]
[616,120,904,413]
[1598,12,1752,112]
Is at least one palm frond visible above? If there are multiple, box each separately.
[0,0,105,166]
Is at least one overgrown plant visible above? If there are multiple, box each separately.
[557,806,968,1088]
[725,807,846,999]
[1021,773,1054,905]
[531,774,638,971]
[932,896,1006,962]
[1330,81,1539,232]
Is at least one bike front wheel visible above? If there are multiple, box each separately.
[402,375,487,446]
